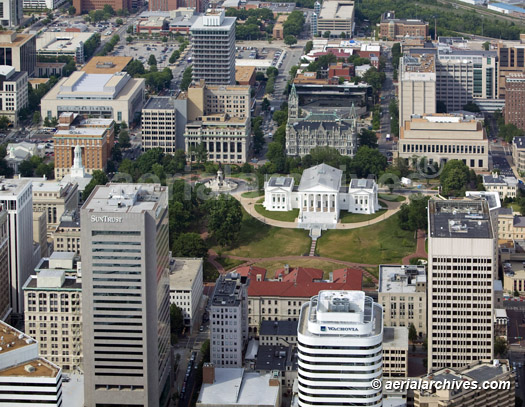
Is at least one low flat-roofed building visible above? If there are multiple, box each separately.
[235,66,256,86]
[482,172,518,199]
[255,345,298,393]
[379,264,427,336]
[317,0,354,36]
[383,326,409,378]
[413,360,514,407]
[81,56,132,74]
[0,320,63,407]
[259,320,298,346]
[503,261,525,295]
[398,113,489,170]
[29,77,50,90]
[36,31,95,64]
[197,364,281,407]
[169,257,204,333]
[36,62,65,78]
[41,71,145,124]
[23,267,82,373]
[52,210,81,255]
[136,16,169,34]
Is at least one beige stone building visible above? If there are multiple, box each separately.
[413,360,514,407]
[53,113,115,179]
[399,53,436,129]
[23,253,82,373]
[398,113,489,170]
[259,320,298,346]
[185,81,252,164]
[0,66,28,127]
[317,0,355,36]
[482,172,518,199]
[0,31,36,77]
[513,136,525,174]
[142,96,178,155]
[379,264,427,336]
[0,207,9,321]
[497,209,525,240]
[41,71,145,124]
[383,326,408,378]
[32,211,48,259]
[52,210,80,255]
[503,261,525,295]
[31,180,78,231]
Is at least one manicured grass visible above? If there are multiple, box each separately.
[215,257,246,271]
[216,208,311,258]
[251,259,353,280]
[379,193,406,202]
[339,208,387,223]
[254,204,299,222]
[241,190,264,198]
[506,203,521,214]
[317,214,416,265]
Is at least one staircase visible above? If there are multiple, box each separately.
[308,228,322,256]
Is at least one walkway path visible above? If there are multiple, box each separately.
[401,230,427,265]
[232,192,404,230]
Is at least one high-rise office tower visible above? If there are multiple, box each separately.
[0,206,9,321]
[81,183,171,407]
[190,9,236,85]
[210,272,249,367]
[427,199,495,372]
[0,0,23,28]
[297,290,383,407]
[0,178,36,315]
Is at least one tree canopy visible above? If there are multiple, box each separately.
[205,195,243,247]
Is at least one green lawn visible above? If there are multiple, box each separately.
[254,204,299,222]
[339,208,387,223]
[251,259,352,280]
[241,190,264,198]
[379,193,406,202]
[215,257,246,271]
[317,214,416,264]
[215,209,311,258]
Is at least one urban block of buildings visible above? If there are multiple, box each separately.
[380,11,429,40]
[379,264,427,336]
[263,164,380,227]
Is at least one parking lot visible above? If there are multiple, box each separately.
[112,41,189,70]
[236,46,286,69]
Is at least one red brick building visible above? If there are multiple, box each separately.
[74,0,132,14]
[328,62,355,80]
[505,72,525,132]
[379,11,428,41]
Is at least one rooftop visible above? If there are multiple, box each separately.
[490,2,525,13]
[211,272,248,307]
[235,66,256,83]
[37,32,94,53]
[298,163,342,192]
[169,258,203,290]
[425,360,511,388]
[465,191,502,211]
[349,178,375,190]
[0,320,36,355]
[0,357,60,379]
[402,53,435,73]
[483,173,518,187]
[429,200,492,239]
[383,326,409,349]
[190,14,236,31]
[319,0,354,20]
[144,96,175,110]
[267,176,293,189]
[0,178,31,197]
[255,345,295,372]
[515,136,525,149]
[379,265,426,293]
[23,273,81,291]
[197,368,280,406]
[0,31,35,47]
[81,56,133,74]
[259,320,298,337]
[83,183,166,214]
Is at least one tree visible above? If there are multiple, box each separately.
[462,102,480,112]
[266,66,278,78]
[358,129,378,149]
[482,41,490,50]
[103,4,115,16]
[440,159,471,197]
[126,25,134,34]
[82,170,108,201]
[499,123,524,143]
[323,31,331,38]
[116,18,123,26]
[68,6,76,15]
[262,98,270,111]
[408,323,418,342]
[190,142,207,165]
[172,233,208,258]
[398,194,431,231]
[18,160,34,177]
[0,116,9,131]
[170,303,184,342]
[180,66,193,91]
[206,195,243,247]
[305,40,313,54]
[284,35,297,46]
[32,111,41,126]
[118,130,131,148]
[35,163,53,178]
[494,336,508,357]
[351,146,387,178]
[148,54,157,67]
[272,110,288,127]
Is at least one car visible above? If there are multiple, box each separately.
[62,376,71,382]
[199,326,204,332]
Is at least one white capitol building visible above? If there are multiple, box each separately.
[263,163,380,227]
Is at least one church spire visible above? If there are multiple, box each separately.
[288,83,299,120]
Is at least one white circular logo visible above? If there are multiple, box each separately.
[371,379,382,390]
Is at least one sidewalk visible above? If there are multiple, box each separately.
[401,230,427,265]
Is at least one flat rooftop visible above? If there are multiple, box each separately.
[211,273,246,307]
[144,96,175,110]
[0,357,60,378]
[320,1,354,20]
[427,360,510,385]
[0,178,31,197]
[83,183,166,214]
[0,320,36,354]
[403,53,435,73]
[379,265,426,293]
[55,127,107,137]
[254,345,291,371]
[260,320,298,337]
[82,56,133,74]
[169,258,203,290]
[190,15,236,31]
[37,32,94,53]
[429,200,492,239]
[24,275,81,291]
[267,176,293,188]
[197,368,280,406]
[383,326,408,349]
[0,31,35,47]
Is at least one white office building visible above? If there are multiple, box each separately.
[0,0,22,28]
[23,0,68,10]
[297,290,383,407]
[427,199,495,372]
[190,9,236,85]
[0,177,38,315]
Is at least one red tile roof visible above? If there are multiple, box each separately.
[235,266,267,281]
[248,267,363,298]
